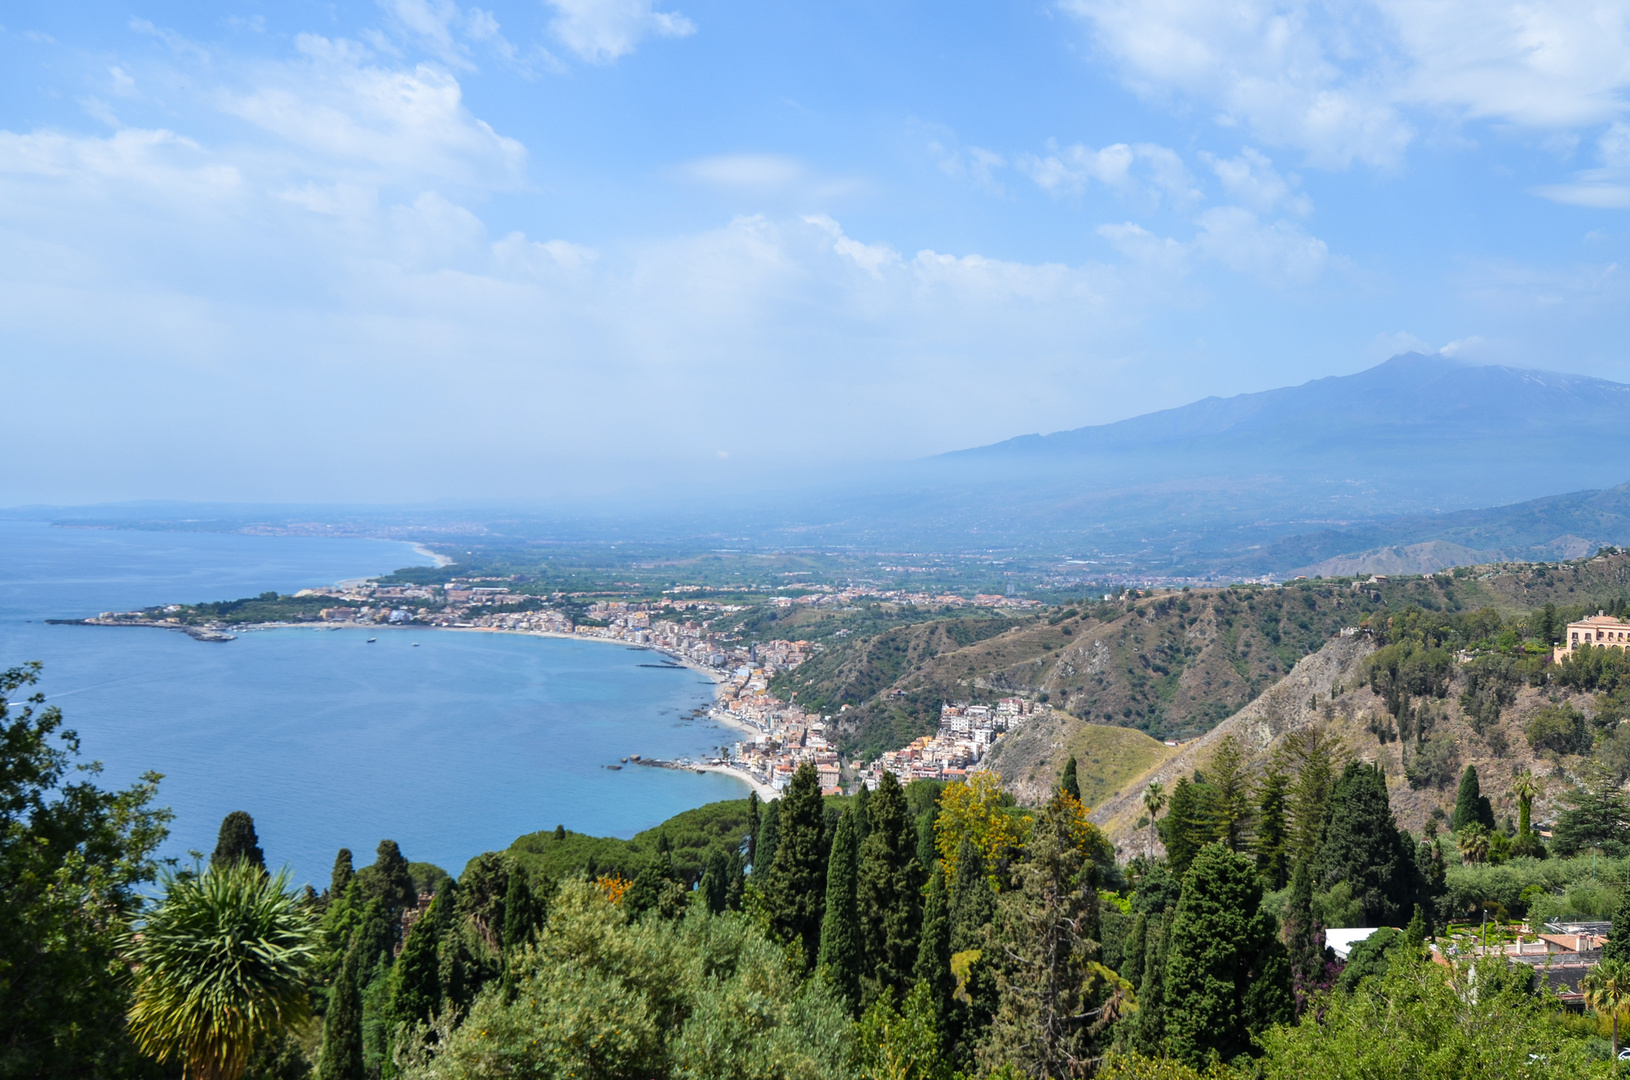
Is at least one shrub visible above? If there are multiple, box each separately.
[1527,705,1589,755]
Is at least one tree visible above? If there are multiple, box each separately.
[766,763,828,969]
[1451,765,1495,832]
[1315,761,1418,926]
[746,791,760,867]
[1159,777,1212,878]
[330,849,354,900]
[699,848,731,915]
[1552,760,1630,857]
[1608,889,1630,966]
[1060,755,1081,802]
[1511,771,1547,858]
[1254,765,1290,890]
[980,793,1126,1078]
[857,983,950,1080]
[319,943,364,1080]
[1279,727,1341,866]
[211,811,266,873]
[124,862,320,1080]
[1207,735,1254,852]
[1163,843,1292,1067]
[1582,958,1630,1063]
[1456,823,1491,865]
[1126,911,1168,1058]
[1281,859,1333,1015]
[360,839,417,921]
[389,896,441,1033]
[936,770,1025,889]
[946,840,998,1065]
[860,771,925,1007]
[0,662,173,1080]
[914,864,954,1052]
[1142,782,1167,863]
[755,798,781,882]
[819,804,863,1012]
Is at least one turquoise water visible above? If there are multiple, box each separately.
[0,520,743,885]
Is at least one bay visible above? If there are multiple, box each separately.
[0,519,745,886]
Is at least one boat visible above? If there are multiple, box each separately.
[367,638,376,643]
[412,642,420,647]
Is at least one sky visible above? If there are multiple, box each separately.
[4,0,1630,504]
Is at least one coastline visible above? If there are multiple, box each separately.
[412,543,455,569]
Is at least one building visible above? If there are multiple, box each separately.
[1555,612,1630,661]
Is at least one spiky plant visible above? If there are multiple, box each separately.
[124,860,320,1080]
[1142,781,1166,861]
[1584,957,1630,1066]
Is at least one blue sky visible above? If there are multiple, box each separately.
[3,0,1630,503]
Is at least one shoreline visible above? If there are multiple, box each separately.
[411,543,455,569]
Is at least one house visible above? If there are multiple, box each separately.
[1555,612,1630,661]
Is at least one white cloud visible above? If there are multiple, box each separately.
[1201,147,1311,216]
[1018,140,1202,207]
[1060,0,1630,169]
[376,0,514,69]
[681,153,804,188]
[1193,205,1328,283]
[545,0,696,64]
[221,35,526,192]
[1532,122,1630,208]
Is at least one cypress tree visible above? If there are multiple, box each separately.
[319,944,365,1080]
[331,848,354,899]
[915,810,937,876]
[853,781,872,845]
[502,870,538,950]
[1606,888,1630,965]
[388,897,441,1030]
[725,850,745,911]
[858,770,924,1007]
[350,899,393,974]
[1124,911,1148,988]
[914,862,954,1051]
[1254,766,1290,890]
[766,763,829,969]
[1282,859,1331,1014]
[755,799,781,881]
[364,839,417,920]
[700,848,731,915]
[1452,765,1496,831]
[747,791,761,867]
[947,840,998,1064]
[211,810,266,872]
[818,805,863,1012]
[1060,755,1080,802]
[431,877,469,1014]
[949,840,996,951]
[1164,843,1292,1066]
[1316,761,1418,926]
[1128,911,1168,1057]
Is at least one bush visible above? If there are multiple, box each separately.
[1526,705,1589,755]
[1405,735,1461,790]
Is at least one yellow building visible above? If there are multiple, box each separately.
[1555,612,1630,661]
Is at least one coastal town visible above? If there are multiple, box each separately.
[75,575,1042,795]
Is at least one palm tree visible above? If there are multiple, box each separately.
[1143,781,1167,861]
[1512,771,1542,836]
[1584,958,1630,1065]
[1457,823,1491,865]
[124,861,320,1080]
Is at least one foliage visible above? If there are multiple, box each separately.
[857,982,949,1080]
[1552,761,1630,857]
[510,797,755,885]
[1159,777,1214,880]
[1253,766,1289,891]
[1163,844,1292,1066]
[1206,736,1254,853]
[1258,953,1606,1080]
[212,811,267,872]
[124,861,320,1080]
[1060,756,1080,802]
[399,881,855,1080]
[860,771,924,1007]
[318,944,363,1080]
[819,804,864,1012]
[980,793,1127,1079]
[1581,958,1630,1059]
[1334,926,1402,994]
[1315,761,1420,926]
[1557,642,1630,694]
[1527,704,1590,755]
[766,764,830,970]
[1405,733,1461,790]
[936,771,1028,891]
[0,662,173,1080]
[1452,765,1496,832]
[1275,727,1341,869]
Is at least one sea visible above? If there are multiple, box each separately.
[0,519,747,886]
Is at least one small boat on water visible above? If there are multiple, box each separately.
[412,642,420,647]
[366,638,377,643]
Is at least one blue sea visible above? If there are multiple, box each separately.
[0,519,745,885]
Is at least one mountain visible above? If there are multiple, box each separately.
[737,353,1630,575]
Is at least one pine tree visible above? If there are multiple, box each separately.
[1060,756,1080,802]
[766,763,829,970]
[319,944,365,1080]
[1207,736,1254,852]
[859,771,924,1007]
[1164,843,1292,1066]
[1254,765,1290,890]
[818,805,863,1012]
[1160,777,1209,877]
[1281,727,1340,866]
[914,863,954,1052]
[211,810,266,872]
[331,848,354,900]
[979,793,1117,1078]
[388,896,441,1031]
[1317,761,1418,926]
